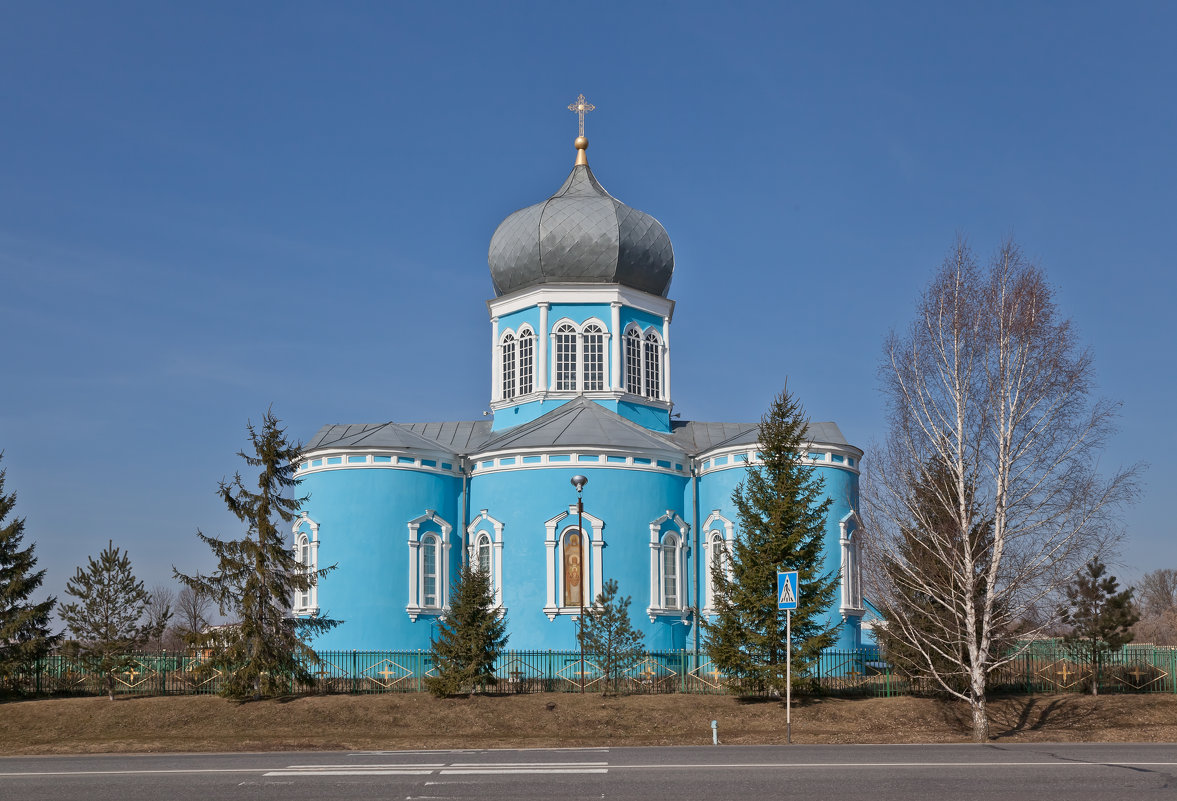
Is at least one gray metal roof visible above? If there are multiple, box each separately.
[670,419,852,454]
[488,163,675,298]
[400,420,492,452]
[305,404,854,460]
[478,397,684,454]
[304,422,459,455]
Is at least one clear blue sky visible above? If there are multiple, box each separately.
[2,2,1173,608]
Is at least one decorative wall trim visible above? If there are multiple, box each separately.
[406,509,453,621]
[701,510,735,615]
[839,510,865,617]
[647,510,691,621]
[466,509,505,611]
[543,504,605,620]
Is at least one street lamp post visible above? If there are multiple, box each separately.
[571,474,588,694]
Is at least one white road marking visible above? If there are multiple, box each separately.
[265,770,436,776]
[6,758,1177,779]
[439,768,608,775]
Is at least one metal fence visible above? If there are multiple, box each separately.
[6,644,1176,697]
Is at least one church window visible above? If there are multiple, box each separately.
[648,511,689,617]
[562,528,586,607]
[644,331,662,399]
[840,513,864,614]
[422,534,440,607]
[501,333,517,400]
[625,328,642,394]
[582,324,605,391]
[476,532,492,575]
[466,511,504,611]
[518,327,534,395]
[555,323,578,391]
[292,514,320,614]
[294,532,314,612]
[661,533,679,608]
[706,530,726,610]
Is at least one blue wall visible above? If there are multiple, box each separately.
[297,454,860,654]
[469,464,691,650]
[299,466,462,651]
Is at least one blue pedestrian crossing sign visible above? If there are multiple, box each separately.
[777,571,799,610]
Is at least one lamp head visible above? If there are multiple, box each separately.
[570,474,588,493]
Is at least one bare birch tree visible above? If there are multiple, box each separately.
[864,238,1139,741]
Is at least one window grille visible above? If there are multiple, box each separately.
[644,332,661,399]
[583,324,605,391]
[662,534,678,607]
[423,535,439,607]
[555,324,578,391]
[625,328,642,394]
[476,533,492,575]
[501,333,516,399]
[518,329,534,395]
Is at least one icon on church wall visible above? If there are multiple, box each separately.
[563,531,584,606]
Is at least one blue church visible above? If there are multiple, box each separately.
[293,103,866,653]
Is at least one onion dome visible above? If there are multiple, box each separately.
[488,136,675,298]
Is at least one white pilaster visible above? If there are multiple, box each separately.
[662,315,671,403]
[538,302,549,393]
[491,316,500,402]
[610,302,622,390]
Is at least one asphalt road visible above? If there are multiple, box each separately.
[1,743,1174,800]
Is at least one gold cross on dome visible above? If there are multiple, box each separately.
[568,93,595,137]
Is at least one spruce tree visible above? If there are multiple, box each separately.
[578,578,644,694]
[175,409,338,698]
[704,385,838,695]
[426,561,508,697]
[0,454,61,691]
[59,540,150,700]
[1060,558,1138,695]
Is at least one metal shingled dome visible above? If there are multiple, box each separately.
[488,163,675,297]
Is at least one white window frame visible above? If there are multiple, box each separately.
[553,321,579,391]
[840,510,865,616]
[623,323,666,401]
[466,509,505,611]
[406,509,453,621]
[501,331,517,399]
[701,510,735,615]
[624,325,643,395]
[543,505,605,620]
[647,510,690,620]
[517,325,535,396]
[581,320,606,392]
[292,513,320,615]
[643,330,663,400]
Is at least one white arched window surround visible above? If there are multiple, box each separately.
[623,323,665,401]
[292,513,320,615]
[648,510,690,621]
[840,510,865,616]
[407,510,453,621]
[498,326,536,400]
[702,510,735,615]
[466,509,505,611]
[547,317,611,393]
[542,504,605,620]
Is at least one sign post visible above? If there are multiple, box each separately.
[777,570,799,745]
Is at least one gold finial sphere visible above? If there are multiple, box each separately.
[574,136,589,150]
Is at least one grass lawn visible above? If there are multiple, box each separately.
[2,692,1177,755]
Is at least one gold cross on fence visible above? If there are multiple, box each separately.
[568,94,595,137]
[377,666,397,681]
[1057,663,1075,682]
[1129,666,1149,682]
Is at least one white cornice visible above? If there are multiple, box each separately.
[488,284,675,321]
